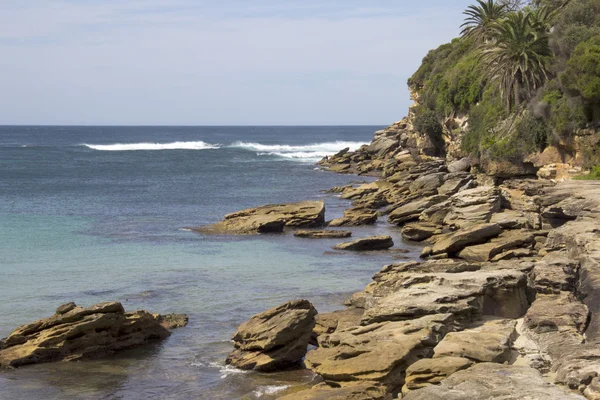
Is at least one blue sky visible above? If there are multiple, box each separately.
[0,1,473,125]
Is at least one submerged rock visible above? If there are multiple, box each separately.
[226,299,317,372]
[333,236,394,251]
[0,302,183,369]
[195,201,325,235]
[294,230,352,239]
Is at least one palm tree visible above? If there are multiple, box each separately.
[479,11,553,111]
[461,0,509,43]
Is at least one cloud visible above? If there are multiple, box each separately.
[0,1,473,125]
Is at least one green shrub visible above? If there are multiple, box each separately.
[574,164,600,180]
[515,112,550,152]
[414,106,444,146]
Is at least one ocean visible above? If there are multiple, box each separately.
[0,126,422,399]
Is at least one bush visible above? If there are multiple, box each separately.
[515,111,550,152]
[414,106,444,145]
[461,88,506,155]
[574,164,600,180]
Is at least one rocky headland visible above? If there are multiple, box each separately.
[206,113,600,399]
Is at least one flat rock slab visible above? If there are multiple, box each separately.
[305,314,452,390]
[401,223,442,242]
[402,363,586,399]
[294,230,352,239]
[328,207,378,227]
[457,230,534,262]
[0,302,177,368]
[333,236,394,251]
[433,319,517,363]
[195,201,325,234]
[278,382,391,400]
[227,299,316,372]
[431,223,503,256]
[403,357,474,394]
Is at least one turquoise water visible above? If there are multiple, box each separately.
[0,126,421,399]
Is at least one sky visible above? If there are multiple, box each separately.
[0,1,474,125]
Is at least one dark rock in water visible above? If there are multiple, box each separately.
[193,201,325,235]
[226,299,317,372]
[333,236,394,251]
[0,302,184,369]
[154,313,189,329]
[294,230,352,239]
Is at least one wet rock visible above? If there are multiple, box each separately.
[226,299,317,372]
[294,230,352,239]
[196,201,325,234]
[0,302,174,368]
[433,319,517,363]
[333,236,394,251]
[402,357,474,394]
[402,363,585,399]
[278,381,391,400]
[305,314,452,390]
[154,313,189,330]
[430,223,503,256]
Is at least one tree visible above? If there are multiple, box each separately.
[461,0,509,43]
[479,11,553,111]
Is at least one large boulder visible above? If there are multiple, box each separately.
[430,223,503,256]
[0,302,181,368]
[305,314,452,391]
[443,187,501,228]
[333,236,394,251]
[226,299,317,371]
[402,363,585,399]
[196,201,325,234]
[388,195,448,225]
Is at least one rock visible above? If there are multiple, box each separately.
[491,248,535,261]
[490,210,531,229]
[0,302,174,368]
[447,157,471,173]
[333,236,394,251]
[388,195,448,225]
[328,207,378,227]
[294,230,352,239]
[401,223,441,242]
[437,173,472,196]
[196,201,325,234]
[531,251,579,294]
[278,382,391,400]
[402,357,474,394]
[430,223,503,256]
[312,308,364,345]
[366,136,399,158]
[402,363,586,399]
[409,173,446,195]
[433,319,517,363]
[457,230,534,262]
[358,269,528,324]
[340,182,380,200]
[305,314,452,390]
[153,313,189,329]
[226,299,317,371]
[443,187,501,228]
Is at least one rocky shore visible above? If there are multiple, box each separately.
[210,119,600,399]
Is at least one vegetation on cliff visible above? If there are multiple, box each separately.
[409,0,600,168]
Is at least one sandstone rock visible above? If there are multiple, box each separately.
[457,230,534,262]
[226,299,317,371]
[433,319,517,363]
[437,173,472,196]
[278,382,391,400]
[532,251,579,294]
[153,313,189,330]
[0,302,175,368]
[401,223,441,242]
[491,248,535,261]
[294,230,352,239]
[430,223,503,256]
[312,308,364,345]
[388,195,448,225]
[402,363,586,399]
[340,182,380,200]
[333,236,393,251]
[305,314,452,390]
[490,210,531,229]
[447,158,471,173]
[408,173,445,195]
[359,269,528,324]
[402,357,474,394]
[328,207,377,227]
[196,201,325,234]
[443,187,501,228]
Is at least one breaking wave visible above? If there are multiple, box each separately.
[230,141,368,160]
[83,141,220,151]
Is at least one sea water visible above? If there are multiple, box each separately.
[0,126,421,399]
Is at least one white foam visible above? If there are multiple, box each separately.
[83,141,220,151]
[190,360,250,379]
[254,385,291,397]
[232,141,368,161]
